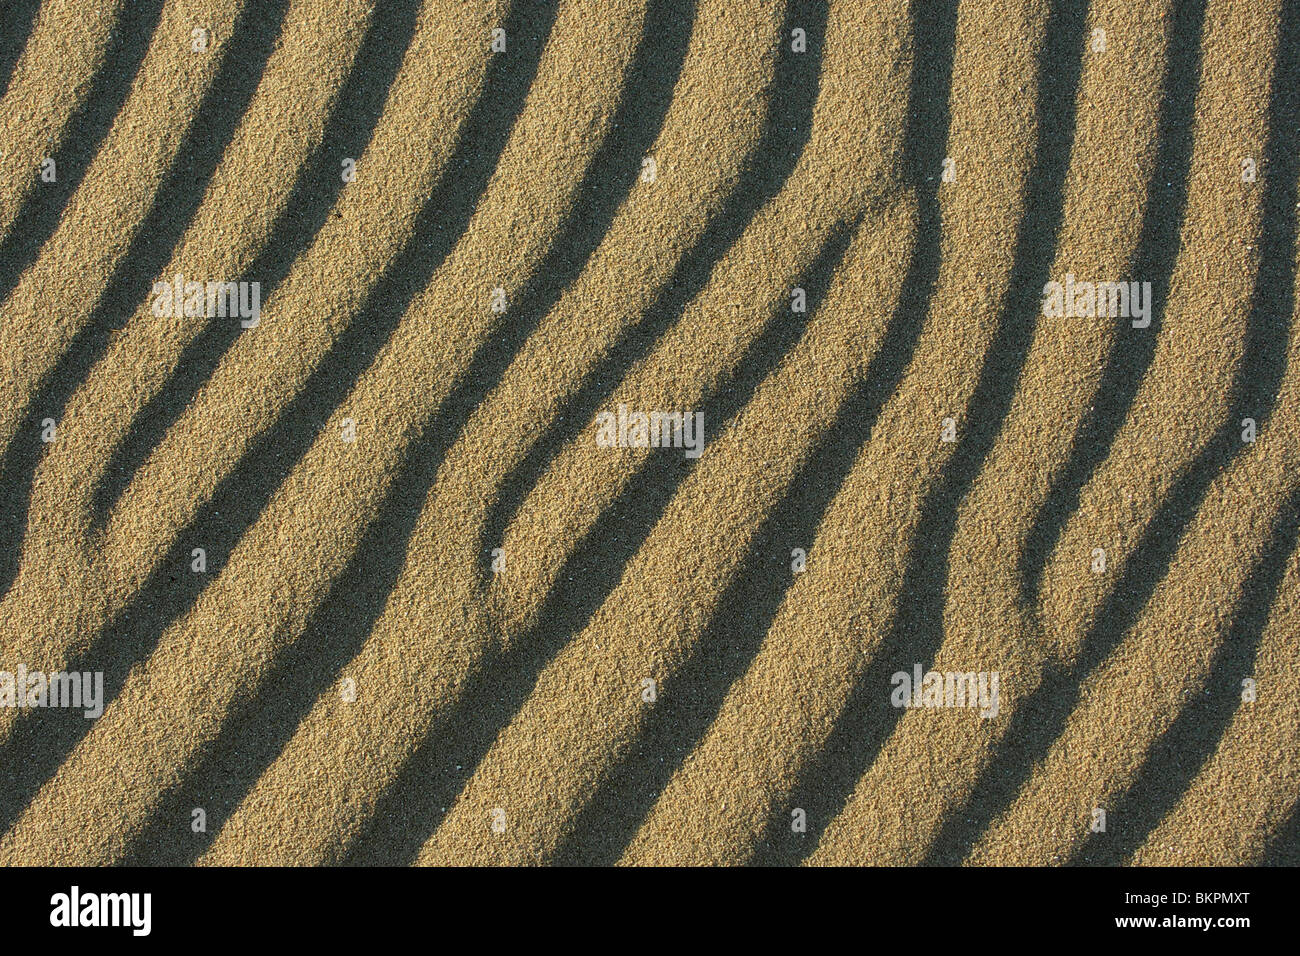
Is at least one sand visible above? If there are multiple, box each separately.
[0,0,1296,866]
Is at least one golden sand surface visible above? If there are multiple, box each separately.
[0,0,1296,866]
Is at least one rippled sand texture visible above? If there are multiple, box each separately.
[0,0,1296,865]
